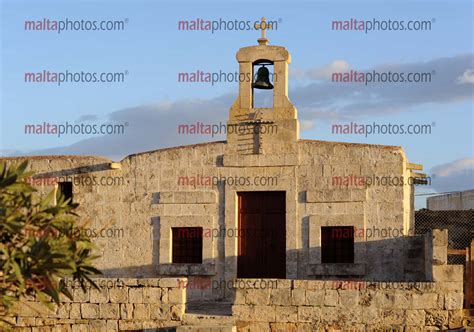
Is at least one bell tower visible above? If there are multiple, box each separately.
[225,18,299,156]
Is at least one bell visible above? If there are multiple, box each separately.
[252,65,274,90]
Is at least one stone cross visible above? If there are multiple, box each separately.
[255,17,271,45]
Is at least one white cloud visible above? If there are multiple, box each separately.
[300,120,315,131]
[457,69,474,84]
[308,60,351,80]
[290,60,351,80]
[430,157,474,192]
[432,157,474,177]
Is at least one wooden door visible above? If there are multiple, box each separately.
[237,191,286,278]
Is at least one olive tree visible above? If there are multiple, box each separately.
[0,161,100,315]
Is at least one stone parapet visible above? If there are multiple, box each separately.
[1,278,186,331]
[232,278,464,330]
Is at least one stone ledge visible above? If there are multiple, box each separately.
[60,277,186,288]
[308,263,366,276]
[308,214,365,227]
[159,215,215,227]
[158,263,217,276]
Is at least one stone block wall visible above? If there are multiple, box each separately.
[427,189,474,210]
[231,230,465,331]
[0,138,418,302]
[1,278,186,331]
[231,278,464,331]
[0,231,465,330]
[298,141,416,281]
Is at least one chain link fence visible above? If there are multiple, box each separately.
[415,209,474,265]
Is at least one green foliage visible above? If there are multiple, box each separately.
[0,161,101,314]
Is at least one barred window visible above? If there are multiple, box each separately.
[321,226,354,263]
[172,227,203,264]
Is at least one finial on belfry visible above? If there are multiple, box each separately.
[255,17,271,46]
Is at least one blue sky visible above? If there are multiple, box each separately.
[1,0,473,208]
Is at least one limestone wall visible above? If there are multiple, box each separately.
[2,278,186,331]
[2,275,464,331]
[230,229,464,331]
[0,231,464,331]
[427,189,474,210]
[297,140,416,281]
[231,277,464,331]
[0,138,417,301]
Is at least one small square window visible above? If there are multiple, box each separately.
[172,227,203,264]
[321,226,354,263]
[57,182,73,204]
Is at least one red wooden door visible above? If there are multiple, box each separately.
[237,191,286,278]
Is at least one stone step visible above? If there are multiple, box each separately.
[180,301,236,332]
[185,301,233,317]
[182,313,235,326]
